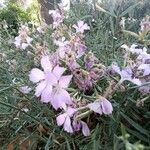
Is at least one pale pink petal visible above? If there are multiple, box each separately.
[101,99,113,115]
[59,75,73,88]
[58,48,66,58]
[26,36,33,44]
[56,113,67,126]
[41,56,52,72]
[45,72,58,85]
[14,36,21,47]
[73,21,90,33]
[41,83,52,103]
[81,121,90,136]
[50,88,72,110]
[21,43,29,49]
[50,90,62,110]
[35,81,46,97]
[66,107,77,117]
[128,78,142,86]
[83,23,90,30]
[138,64,150,76]
[29,68,45,83]
[111,63,121,74]
[88,101,102,114]
[72,24,78,30]
[121,44,129,50]
[72,121,81,131]
[77,20,84,27]
[64,116,73,133]
[19,86,31,94]
[52,66,66,79]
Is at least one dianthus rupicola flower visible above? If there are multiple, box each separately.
[73,20,90,33]
[88,96,113,115]
[19,86,31,94]
[14,35,33,50]
[50,72,73,110]
[56,107,77,133]
[137,52,150,63]
[29,55,73,109]
[111,63,141,86]
[29,56,59,102]
[138,64,150,76]
[49,9,64,28]
[73,120,90,136]
[54,37,70,58]
[121,44,147,55]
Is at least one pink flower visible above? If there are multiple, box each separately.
[140,16,150,32]
[50,72,73,110]
[76,43,87,58]
[73,120,90,136]
[111,63,141,86]
[121,44,147,55]
[73,21,90,33]
[29,55,73,109]
[29,56,59,102]
[49,10,64,28]
[19,86,31,94]
[54,37,70,58]
[137,53,150,63]
[56,107,77,133]
[80,121,90,136]
[14,35,33,50]
[138,64,150,76]
[88,96,113,115]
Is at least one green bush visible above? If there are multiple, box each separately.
[0,4,30,36]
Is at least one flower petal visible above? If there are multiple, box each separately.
[101,98,113,115]
[35,81,47,97]
[59,75,72,88]
[50,88,72,110]
[41,83,52,103]
[128,78,142,86]
[66,107,77,117]
[111,63,121,75]
[21,43,29,49]
[81,121,90,136]
[26,36,33,44]
[138,64,150,76]
[41,55,52,72]
[88,101,102,114]
[56,113,67,126]
[19,86,31,94]
[29,68,45,83]
[46,72,58,85]
[53,65,66,79]
[64,116,73,133]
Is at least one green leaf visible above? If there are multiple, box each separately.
[119,2,140,17]
[45,135,52,150]
[122,30,139,38]
[126,128,150,143]
[96,4,117,18]
[120,112,150,137]
[65,137,72,150]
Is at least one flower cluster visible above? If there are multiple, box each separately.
[140,16,150,33]
[118,44,150,95]
[14,25,33,50]
[27,3,113,136]
[14,2,150,136]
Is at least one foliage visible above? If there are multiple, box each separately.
[0,0,150,149]
[0,3,30,36]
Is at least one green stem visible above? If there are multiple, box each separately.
[75,110,93,120]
